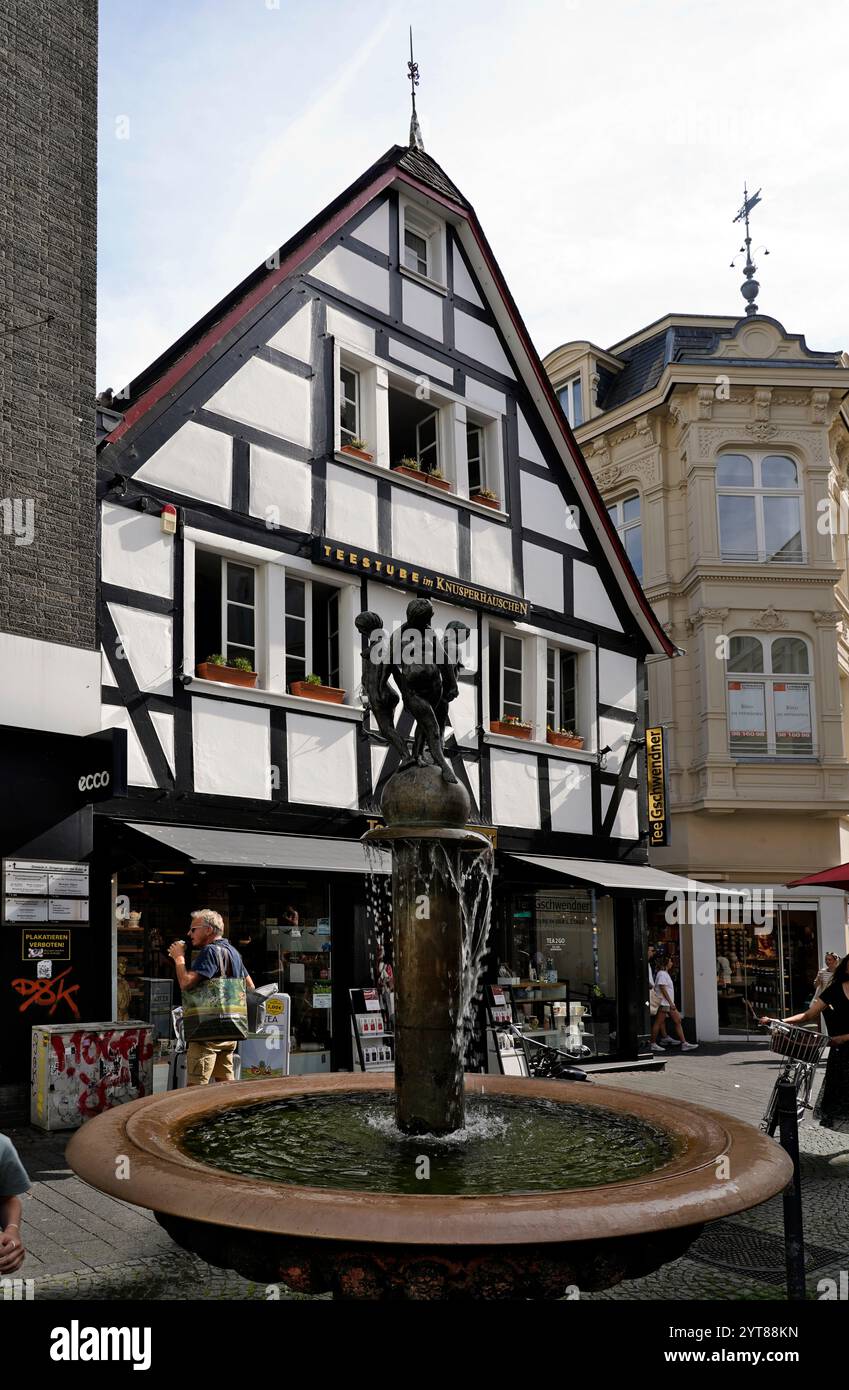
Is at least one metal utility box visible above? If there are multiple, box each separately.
[30,1020,155,1130]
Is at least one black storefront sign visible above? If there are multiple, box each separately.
[313,536,530,618]
[646,726,669,847]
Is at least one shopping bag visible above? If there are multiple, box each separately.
[182,946,248,1041]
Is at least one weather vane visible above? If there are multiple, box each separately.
[407,27,424,152]
[731,184,769,318]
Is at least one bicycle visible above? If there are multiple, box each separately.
[758,1018,828,1136]
[508,1025,591,1083]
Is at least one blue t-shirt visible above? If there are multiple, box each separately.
[191,939,248,981]
[0,1134,30,1198]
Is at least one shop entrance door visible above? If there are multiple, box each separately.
[715,901,819,1037]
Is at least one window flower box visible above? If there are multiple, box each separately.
[340,442,374,463]
[393,462,453,492]
[490,718,533,740]
[474,492,501,510]
[290,679,346,705]
[546,730,584,749]
[196,661,258,689]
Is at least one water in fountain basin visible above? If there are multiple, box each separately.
[181,1092,676,1196]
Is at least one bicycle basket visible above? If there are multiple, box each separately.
[768,1022,827,1064]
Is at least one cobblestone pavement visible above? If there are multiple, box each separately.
[5,1042,847,1301]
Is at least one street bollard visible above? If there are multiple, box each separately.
[777,1078,805,1301]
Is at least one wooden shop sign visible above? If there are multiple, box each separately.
[314,537,530,618]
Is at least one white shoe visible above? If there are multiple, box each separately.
[650,1042,666,1052]
[680,1041,699,1051]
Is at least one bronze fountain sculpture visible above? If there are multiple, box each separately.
[68,600,792,1299]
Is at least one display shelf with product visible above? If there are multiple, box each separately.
[350,988,394,1072]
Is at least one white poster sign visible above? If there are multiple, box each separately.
[728,682,767,740]
[773,683,812,743]
[4,898,50,922]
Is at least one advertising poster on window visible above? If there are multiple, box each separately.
[773,682,812,744]
[728,682,767,741]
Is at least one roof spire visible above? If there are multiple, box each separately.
[407,27,424,151]
[731,183,769,317]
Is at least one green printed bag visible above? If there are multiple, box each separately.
[182,945,248,1041]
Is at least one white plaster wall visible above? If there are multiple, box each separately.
[520,472,586,550]
[287,713,358,809]
[370,744,387,790]
[464,377,506,414]
[249,445,312,531]
[351,201,390,254]
[464,760,480,809]
[387,338,453,384]
[522,541,564,611]
[108,604,173,697]
[598,649,638,711]
[517,408,546,466]
[470,515,514,593]
[0,635,101,735]
[449,680,478,746]
[490,748,540,829]
[601,785,639,841]
[101,647,117,688]
[326,307,375,353]
[205,357,311,448]
[101,503,173,598]
[598,717,635,775]
[134,422,232,507]
[392,490,459,575]
[326,463,378,551]
[310,245,390,314]
[267,302,312,362]
[192,697,271,799]
[101,705,155,788]
[452,249,483,307]
[573,561,624,633]
[549,760,592,834]
[150,709,175,776]
[454,311,514,377]
[402,279,443,341]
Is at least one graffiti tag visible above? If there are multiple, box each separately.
[11,965,80,1018]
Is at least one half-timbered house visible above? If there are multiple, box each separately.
[96,142,681,1068]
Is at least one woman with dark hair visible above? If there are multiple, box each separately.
[763,953,849,1132]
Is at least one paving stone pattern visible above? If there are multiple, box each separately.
[6,1042,848,1301]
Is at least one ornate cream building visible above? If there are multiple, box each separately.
[544,312,849,1039]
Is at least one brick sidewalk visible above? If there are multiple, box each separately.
[4,1042,848,1300]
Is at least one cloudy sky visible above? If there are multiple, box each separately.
[98,0,849,391]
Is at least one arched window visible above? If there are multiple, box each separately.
[606,493,642,580]
[726,635,814,757]
[716,452,804,563]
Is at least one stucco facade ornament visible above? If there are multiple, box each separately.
[594,463,623,490]
[750,606,788,631]
[745,421,780,442]
[811,390,830,426]
[694,424,824,465]
[697,386,714,421]
[813,610,842,628]
[687,607,729,632]
[754,388,773,422]
[636,415,655,446]
[668,401,684,428]
[773,391,805,406]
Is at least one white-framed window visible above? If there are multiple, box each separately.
[399,197,446,286]
[339,365,360,446]
[726,634,815,757]
[467,422,485,495]
[557,374,584,429]
[717,452,804,563]
[284,575,343,692]
[546,645,577,731]
[389,383,446,478]
[606,493,643,580]
[499,633,525,721]
[195,551,257,672]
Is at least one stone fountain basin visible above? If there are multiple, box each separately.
[66,1074,792,1300]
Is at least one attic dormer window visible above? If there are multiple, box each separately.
[557,375,584,429]
[399,198,445,287]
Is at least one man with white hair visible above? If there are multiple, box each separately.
[168,909,254,1085]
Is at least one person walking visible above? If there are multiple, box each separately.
[0,1132,30,1275]
[764,953,849,1132]
[168,909,254,1086]
[648,943,672,1052]
[814,951,839,1000]
[652,950,698,1051]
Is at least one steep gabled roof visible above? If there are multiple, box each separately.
[101,143,674,658]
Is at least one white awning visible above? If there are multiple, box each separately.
[127,823,390,875]
[505,854,745,897]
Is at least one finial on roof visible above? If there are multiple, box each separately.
[407,27,424,151]
[731,184,769,317]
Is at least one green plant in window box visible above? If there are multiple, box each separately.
[546,725,584,750]
[475,487,501,509]
[490,713,534,740]
[340,437,373,462]
[195,653,258,688]
[290,671,346,705]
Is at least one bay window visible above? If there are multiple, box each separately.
[717,452,804,563]
[726,635,814,757]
